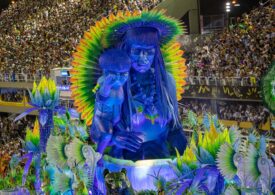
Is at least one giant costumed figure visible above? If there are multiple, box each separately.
[70,10,188,161]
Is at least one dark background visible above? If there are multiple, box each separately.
[200,0,262,16]
[0,0,10,11]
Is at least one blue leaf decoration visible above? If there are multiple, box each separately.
[176,179,192,194]
[25,141,39,153]
[197,147,215,165]
[203,113,210,130]
[205,167,219,192]
[39,109,48,127]
[34,90,43,107]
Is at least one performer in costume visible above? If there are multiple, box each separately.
[91,49,139,163]
[70,10,188,161]
[110,28,186,160]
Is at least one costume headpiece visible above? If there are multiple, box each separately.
[70,10,187,125]
[102,10,184,47]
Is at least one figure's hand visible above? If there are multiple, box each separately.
[99,74,116,97]
[111,131,143,152]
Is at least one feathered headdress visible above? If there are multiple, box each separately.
[70,10,187,125]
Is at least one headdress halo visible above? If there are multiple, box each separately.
[70,10,187,125]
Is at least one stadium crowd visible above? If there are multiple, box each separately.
[0,114,35,146]
[186,6,274,79]
[0,0,162,79]
[0,89,25,102]
[217,102,270,124]
[180,99,211,116]
[180,100,271,125]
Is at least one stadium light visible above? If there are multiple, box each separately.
[225,2,231,12]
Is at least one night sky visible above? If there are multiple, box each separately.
[200,0,262,16]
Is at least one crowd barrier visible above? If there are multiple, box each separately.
[0,96,30,107]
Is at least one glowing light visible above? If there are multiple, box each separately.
[134,159,154,179]
[226,9,231,12]
[234,3,240,6]
[232,0,236,4]
[226,2,230,5]
[226,5,230,8]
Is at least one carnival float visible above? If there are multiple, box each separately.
[0,10,274,195]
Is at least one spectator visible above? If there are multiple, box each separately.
[0,0,163,77]
[185,6,273,79]
[0,114,35,146]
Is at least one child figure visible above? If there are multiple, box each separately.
[91,49,131,164]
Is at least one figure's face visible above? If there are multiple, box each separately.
[129,44,156,73]
[105,70,129,87]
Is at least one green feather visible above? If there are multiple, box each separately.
[46,135,68,169]
[229,126,241,145]
[224,186,241,195]
[66,138,86,166]
[53,171,72,193]
[216,143,237,180]
[245,144,261,181]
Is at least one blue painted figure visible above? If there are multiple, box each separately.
[70,11,189,161]
[91,49,133,163]
[107,27,187,160]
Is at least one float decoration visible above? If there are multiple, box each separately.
[44,111,101,195]
[164,111,275,194]
[15,76,60,152]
